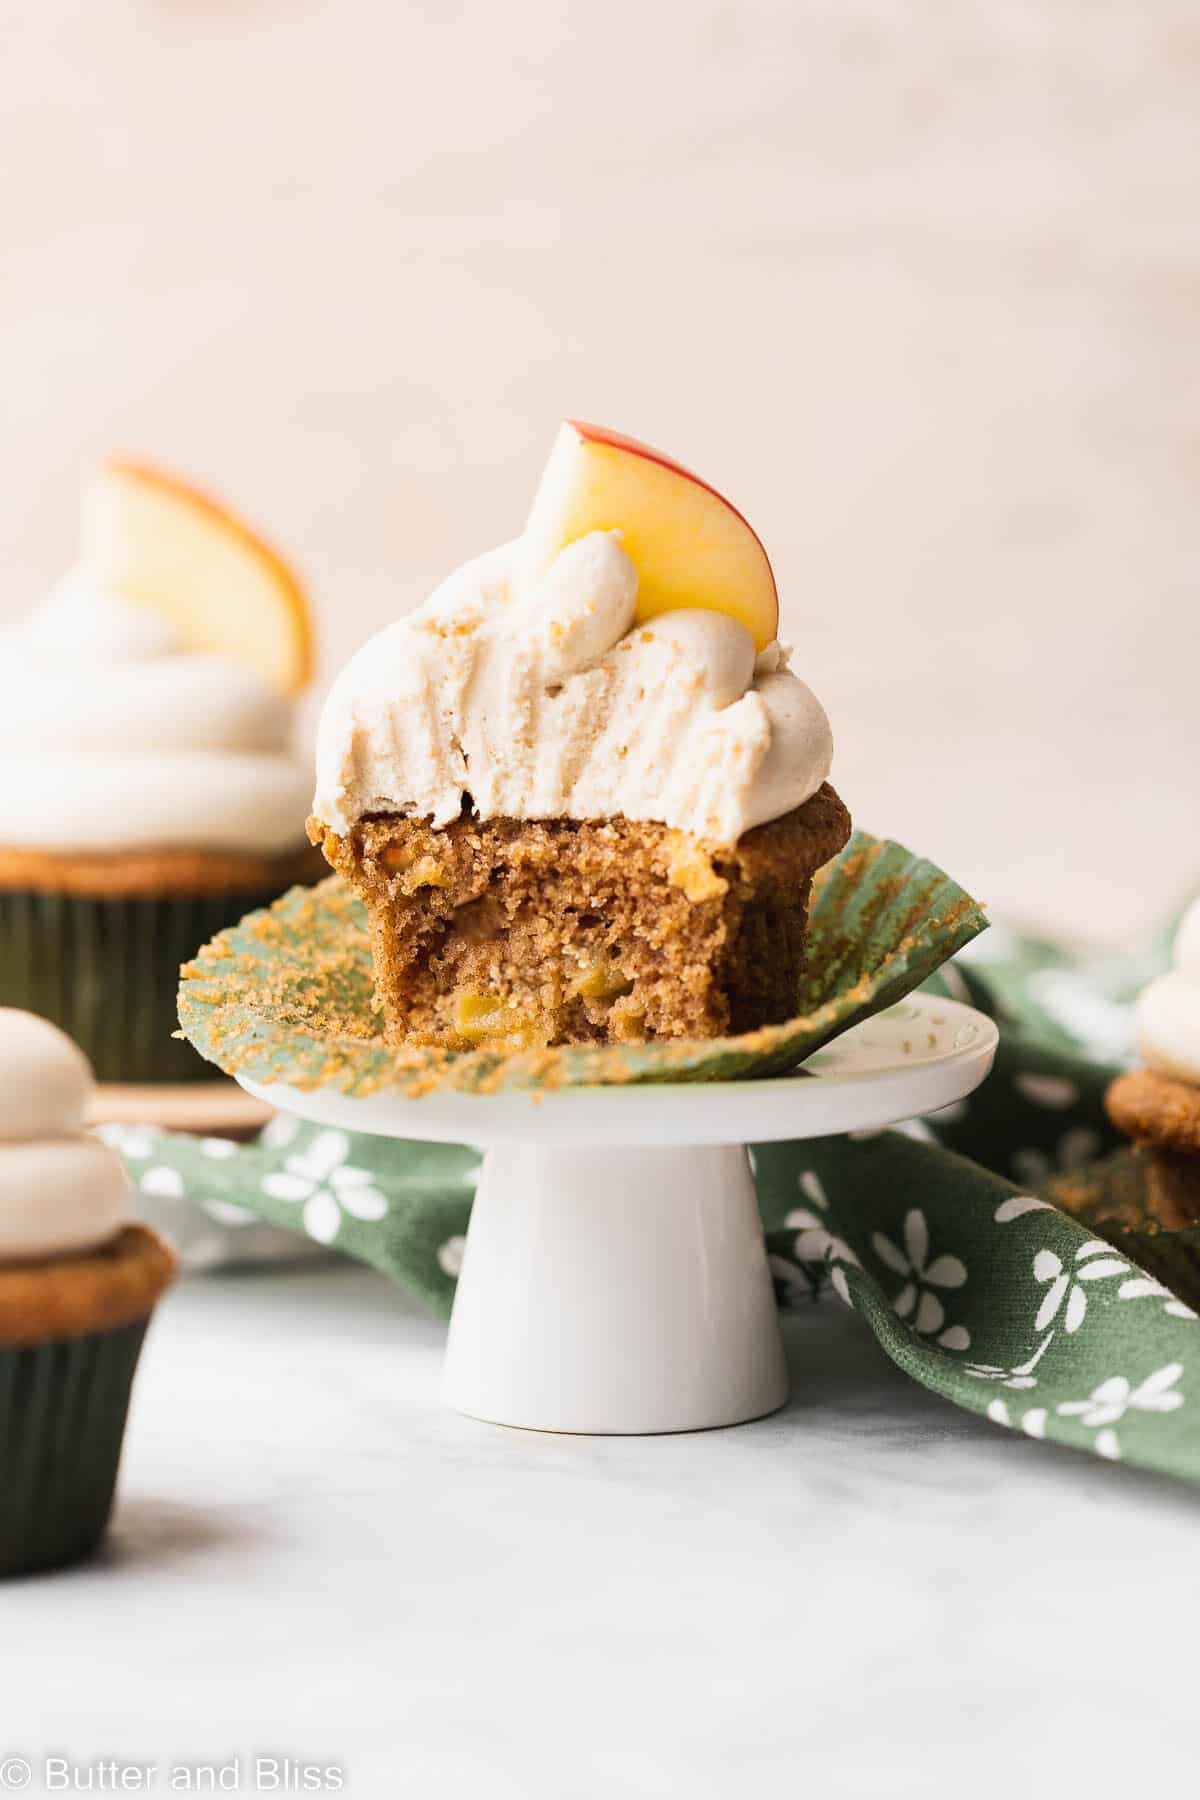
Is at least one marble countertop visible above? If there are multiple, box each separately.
[7,1264,1194,1795]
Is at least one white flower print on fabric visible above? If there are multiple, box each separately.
[1117,1275,1198,1322]
[94,1122,163,1161]
[871,1208,970,1348]
[1057,1363,1185,1430]
[1054,1363,1185,1463]
[199,1137,239,1160]
[768,1253,816,1305]
[1033,1240,1129,1333]
[784,1169,861,1307]
[994,1196,1054,1223]
[261,1128,388,1246]
[797,1170,828,1211]
[201,1199,255,1228]
[891,1118,938,1146]
[986,1398,1050,1440]
[260,1113,303,1151]
[140,1164,184,1199]
[1014,1073,1080,1110]
[848,1118,936,1145]
[437,1235,466,1278]
[1011,1126,1102,1191]
[965,1333,1054,1391]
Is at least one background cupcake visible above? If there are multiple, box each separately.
[0,1008,176,1576]
[1106,899,1200,1229]
[0,460,318,1082]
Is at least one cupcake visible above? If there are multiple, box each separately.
[309,421,850,1048]
[0,1008,176,1576]
[1105,899,1200,1227]
[0,460,319,1081]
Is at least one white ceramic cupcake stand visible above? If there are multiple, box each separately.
[240,993,997,1435]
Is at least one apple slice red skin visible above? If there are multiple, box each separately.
[564,419,779,633]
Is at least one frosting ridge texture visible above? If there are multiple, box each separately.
[0,571,311,853]
[314,532,833,845]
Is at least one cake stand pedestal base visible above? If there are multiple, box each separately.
[239,992,998,1436]
[443,1143,786,1434]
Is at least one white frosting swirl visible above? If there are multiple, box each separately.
[1136,899,1200,1086]
[314,532,834,844]
[0,570,311,854]
[0,1010,129,1260]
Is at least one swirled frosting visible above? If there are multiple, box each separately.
[0,570,312,854]
[314,532,834,845]
[0,1009,129,1260]
[1136,899,1200,1086]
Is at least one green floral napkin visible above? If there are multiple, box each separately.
[114,892,1200,1482]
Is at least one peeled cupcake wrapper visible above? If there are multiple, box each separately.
[177,830,988,1097]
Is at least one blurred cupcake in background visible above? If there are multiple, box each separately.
[1106,898,1200,1227]
[0,1009,176,1576]
[0,460,319,1082]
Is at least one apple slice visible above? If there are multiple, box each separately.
[81,459,313,694]
[521,421,779,652]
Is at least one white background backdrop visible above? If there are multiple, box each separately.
[2,0,1196,937]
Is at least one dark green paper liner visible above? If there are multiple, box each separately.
[0,886,305,1083]
[0,1316,149,1578]
[1049,1148,1200,1314]
[178,830,988,1098]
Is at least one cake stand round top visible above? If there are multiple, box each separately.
[236,992,997,1148]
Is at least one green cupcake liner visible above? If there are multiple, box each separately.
[178,830,988,1098]
[0,1317,149,1578]
[0,887,301,1083]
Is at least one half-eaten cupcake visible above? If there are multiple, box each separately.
[309,422,851,1050]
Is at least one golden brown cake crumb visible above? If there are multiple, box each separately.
[309,785,851,1050]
